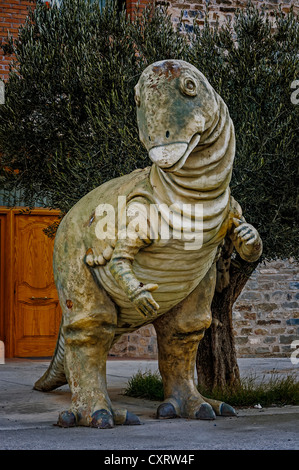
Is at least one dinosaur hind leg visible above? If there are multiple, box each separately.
[153,264,236,420]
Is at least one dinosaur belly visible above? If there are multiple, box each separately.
[94,238,218,329]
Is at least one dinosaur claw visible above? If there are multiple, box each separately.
[157,402,178,419]
[219,403,237,417]
[57,410,77,428]
[91,409,114,429]
[195,403,216,420]
[124,411,142,425]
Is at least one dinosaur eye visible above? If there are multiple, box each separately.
[180,76,198,97]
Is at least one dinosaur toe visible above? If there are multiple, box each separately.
[91,409,114,429]
[157,402,178,419]
[57,410,77,428]
[219,403,237,417]
[124,411,142,425]
[195,403,216,420]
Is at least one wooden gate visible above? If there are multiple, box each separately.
[0,208,62,358]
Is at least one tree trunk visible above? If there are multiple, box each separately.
[196,238,259,392]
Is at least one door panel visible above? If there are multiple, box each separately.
[0,215,6,342]
[13,214,62,357]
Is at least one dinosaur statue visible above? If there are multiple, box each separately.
[34,59,262,428]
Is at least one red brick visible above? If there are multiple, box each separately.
[2,1,31,5]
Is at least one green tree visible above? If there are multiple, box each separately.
[0,0,186,217]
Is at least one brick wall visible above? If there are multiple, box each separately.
[0,0,34,81]
[126,0,152,18]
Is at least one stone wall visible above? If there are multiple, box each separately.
[166,0,299,32]
[233,259,299,357]
[110,324,158,358]
[110,259,299,359]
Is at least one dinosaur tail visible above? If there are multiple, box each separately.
[34,319,67,391]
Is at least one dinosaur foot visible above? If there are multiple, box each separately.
[202,397,237,417]
[56,408,141,428]
[157,401,216,420]
[156,396,236,421]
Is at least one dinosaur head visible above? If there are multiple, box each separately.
[135,59,218,172]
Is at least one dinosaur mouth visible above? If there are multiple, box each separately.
[149,134,201,172]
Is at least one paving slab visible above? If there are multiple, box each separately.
[0,358,298,451]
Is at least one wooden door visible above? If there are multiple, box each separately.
[0,214,6,342]
[13,213,62,357]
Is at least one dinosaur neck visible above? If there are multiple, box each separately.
[126,96,235,244]
[150,96,235,206]
[149,96,235,243]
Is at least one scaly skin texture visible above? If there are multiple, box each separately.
[34,60,262,427]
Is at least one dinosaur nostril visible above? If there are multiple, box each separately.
[166,131,170,138]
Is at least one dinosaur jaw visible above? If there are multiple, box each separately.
[149,134,201,172]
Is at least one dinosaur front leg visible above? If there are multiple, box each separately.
[153,264,236,420]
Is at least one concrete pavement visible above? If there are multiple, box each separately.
[0,357,298,451]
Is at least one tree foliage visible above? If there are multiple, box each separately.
[0,0,186,215]
[0,0,298,260]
